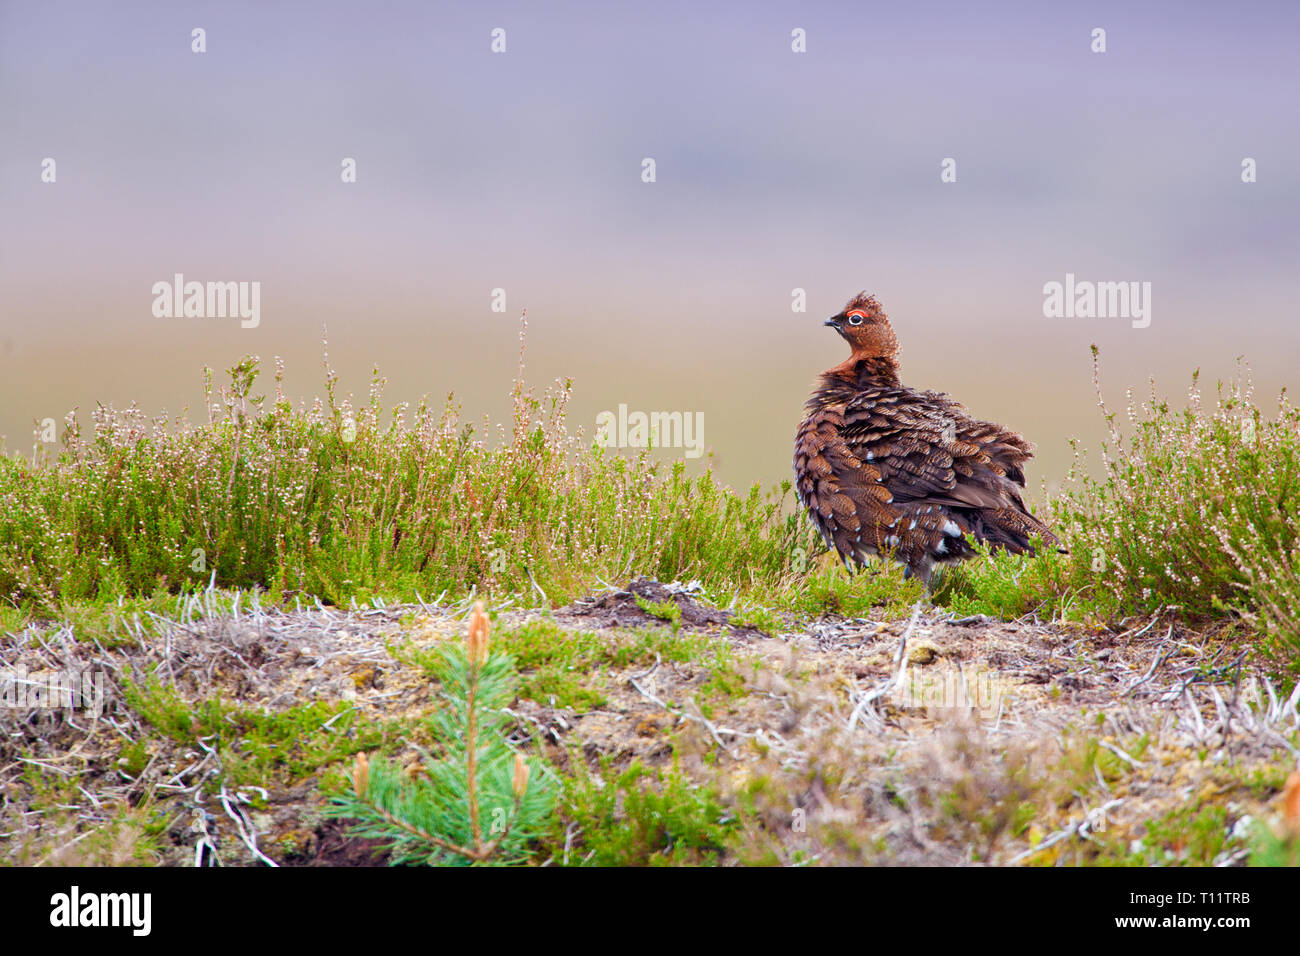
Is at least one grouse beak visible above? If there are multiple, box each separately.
[825,315,846,338]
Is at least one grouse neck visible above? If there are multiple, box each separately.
[823,354,901,389]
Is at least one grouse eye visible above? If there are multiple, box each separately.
[847,311,866,326]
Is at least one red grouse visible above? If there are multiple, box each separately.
[793,293,1057,587]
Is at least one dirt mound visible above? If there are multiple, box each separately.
[558,577,747,632]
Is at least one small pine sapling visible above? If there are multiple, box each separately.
[327,602,554,865]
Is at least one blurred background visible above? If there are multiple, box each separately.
[2,0,1297,501]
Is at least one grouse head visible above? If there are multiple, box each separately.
[823,292,900,384]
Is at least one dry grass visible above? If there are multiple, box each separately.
[4,584,1296,867]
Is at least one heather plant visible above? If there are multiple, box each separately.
[1047,348,1300,651]
[942,347,1300,663]
[325,602,555,865]
[0,316,827,617]
[556,756,736,866]
[1056,347,1300,620]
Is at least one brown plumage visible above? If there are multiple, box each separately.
[793,292,1059,587]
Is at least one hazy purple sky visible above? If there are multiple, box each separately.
[3,0,1298,493]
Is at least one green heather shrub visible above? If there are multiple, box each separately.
[0,321,824,615]
[557,756,736,866]
[1056,349,1300,621]
[942,348,1300,664]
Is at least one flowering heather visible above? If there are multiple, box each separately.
[945,346,1300,666]
[1069,348,1297,622]
[0,319,859,619]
